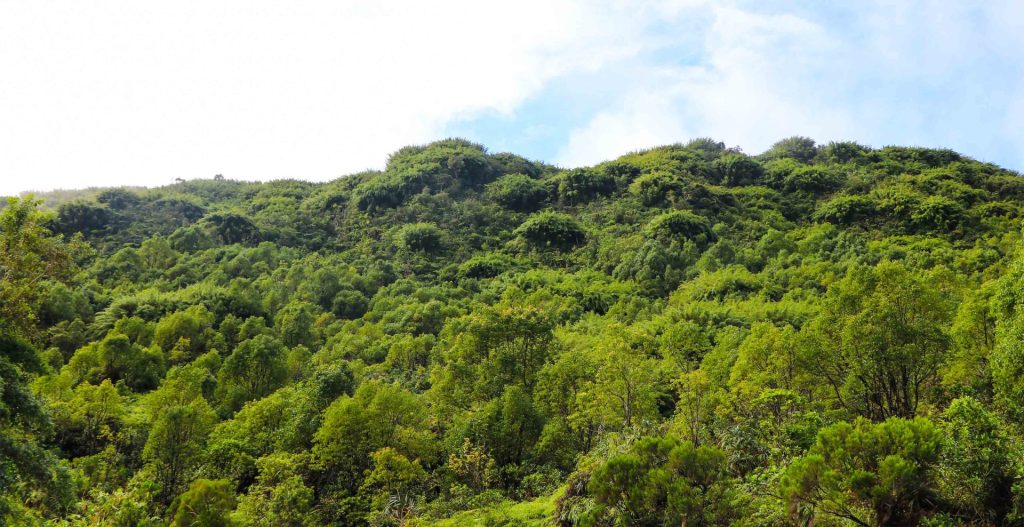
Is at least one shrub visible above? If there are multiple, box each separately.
[486,174,548,211]
[515,212,587,252]
[712,153,764,186]
[643,210,714,246]
[396,223,445,253]
[552,169,617,205]
[628,171,683,206]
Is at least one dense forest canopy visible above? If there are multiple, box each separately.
[4,137,1024,526]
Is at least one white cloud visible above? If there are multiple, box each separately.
[2,1,1020,194]
[0,0,658,194]
[555,1,1024,169]
[556,5,850,166]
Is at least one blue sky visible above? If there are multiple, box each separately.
[445,1,1024,170]
[1,1,1021,194]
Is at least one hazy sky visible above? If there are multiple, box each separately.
[1,1,1022,195]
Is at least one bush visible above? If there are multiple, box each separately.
[552,169,617,205]
[486,174,548,211]
[711,153,764,186]
[643,210,714,246]
[396,222,445,253]
[55,201,111,236]
[459,253,520,279]
[818,141,870,164]
[815,195,878,225]
[783,166,844,193]
[759,136,817,163]
[515,212,587,252]
[628,171,683,206]
[352,170,426,211]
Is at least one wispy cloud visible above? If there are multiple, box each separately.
[555,1,1024,169]
[0,1,655,193]
[0,1,1021,195]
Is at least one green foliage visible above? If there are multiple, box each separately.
[64,331,165,391]
[584,435,740,527]
[642,210,714,247]
[781,417,943,527]
[397,222,446,253]
[144,398,218,503]
[171,478,236,527]
[216,335,288,415]
[551,169,617,205]
[312,381,433,491]
[628,171,684,207]
[8,140,1024,525]
[514,212,587,252]
[801,261,953,419]
[1,197,83,338]
[203,212,262,246]
[760,136,818,163]
[711,153,764,186]
[0,335,76,522]
[938,397,1015,522]
[487,174,548,212]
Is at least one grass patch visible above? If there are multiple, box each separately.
[411,493,557,527]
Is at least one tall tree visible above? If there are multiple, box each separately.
[801,262,953,420]
[0,198,82,523]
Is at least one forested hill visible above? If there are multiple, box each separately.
[5,137,1024,526]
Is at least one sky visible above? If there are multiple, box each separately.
[1,1,1022,196]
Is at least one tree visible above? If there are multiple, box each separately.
[552,168,616,205]
[990,310,1024,421]
[171,478,236,527]
[361,448,427,526]
[643,210,715,247]
[64,330,164,391]
[208,387,314,458]
[514,212,587,252]
[0,198,82,521]
[938,397,1014,522]
[154,305,216,363]
[815,195,878,226]
[434,303,555,405]
[395,223,445,253]
[0,197,82,338]
[144,399,217,503]
[760,136,817,163]
[63,379,125,456]
[674,370,723,447]
[464,385,544,468]
[232,453,314,527]
[312,381,434,492]
[486,173,548,211]
[801,262,953,420]
[275,301,318,349]
[54,200,111,236]
[780,417,943,527]
[628,171,684,206]
[203,212,262,245]
[584,332,662,430]
[728,322,800,405]
[586,436,739,527]
[216,335,288,415]
[447,439,497,493]
[139,235,180,270]
[0,335,76,521]
[711,153,763,186]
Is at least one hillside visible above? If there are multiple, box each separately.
[4,137,1024,526]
